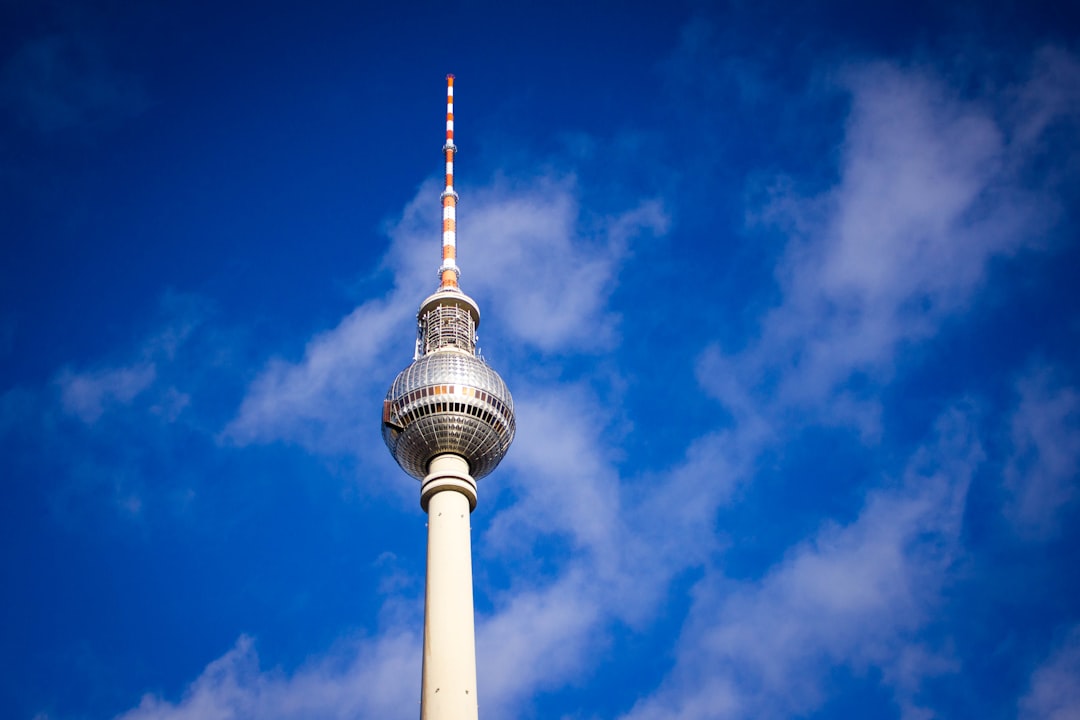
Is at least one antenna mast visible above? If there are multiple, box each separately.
[439,74,460,289]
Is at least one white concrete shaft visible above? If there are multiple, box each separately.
[421,454,479,720]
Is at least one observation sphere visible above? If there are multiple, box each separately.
[382,350,515,480]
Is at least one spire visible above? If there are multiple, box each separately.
[414,74,479,360]
[438,74,460,289]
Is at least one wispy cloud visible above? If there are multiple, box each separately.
[1010,46,1080,152]
[622,43,1080,720]
[0,295,217,523]
[221,296,410,455]
[56,362,156,424]
[477,569,605,716]
[1004,366,1080,540]
[52,294,205,426]
[702,56,1072,438]
[484,387,624,568]
[624,407,978,720]
[463,178,667,354]
[223,174,666,456]
[387,175,668,358]
[1019,624,1080,720]
[115,632,420,720]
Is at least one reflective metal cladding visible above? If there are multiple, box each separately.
[382,348,515,480]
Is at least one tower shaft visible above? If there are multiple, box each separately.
[421,454,479,720]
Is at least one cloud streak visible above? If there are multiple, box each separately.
[56,362,156,424]
[623,408,979,720]
[116,632,420,720]
[623,45,1080,720]
[702,57,1069,437]
[1004,366,1080,540]
[1019,624,1080,720]
[223,174,666,458]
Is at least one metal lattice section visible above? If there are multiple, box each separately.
[419,303,476,354]
[383,350,515,480]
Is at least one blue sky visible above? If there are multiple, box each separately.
[3,1,1080,718]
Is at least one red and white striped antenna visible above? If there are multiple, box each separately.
[438,74,460,289]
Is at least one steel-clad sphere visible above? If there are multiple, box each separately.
[382,350,515,480]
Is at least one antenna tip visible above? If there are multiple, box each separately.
[447,73,455,82]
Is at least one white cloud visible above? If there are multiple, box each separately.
[704,59,1063,436]
[108,569,607,720]
[626,419,771,591]
[1019,625,1080,720]
[477,569,605,717]
[1010,46,1080,151]
[623,407,978,720]
[53,293,206,425]
[222,297,411,454]
[621,47,1080,719]
[464,179,667,353]
[56,362,156,424]
[224,174,666,456]
[1004,367,1080,540]
[115,632,420,720]
[484,387,624,569]
[383,175,667,355]
[473,389,652,710]
[470,387,782,714]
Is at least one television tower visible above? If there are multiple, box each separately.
[382,74,516,720]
